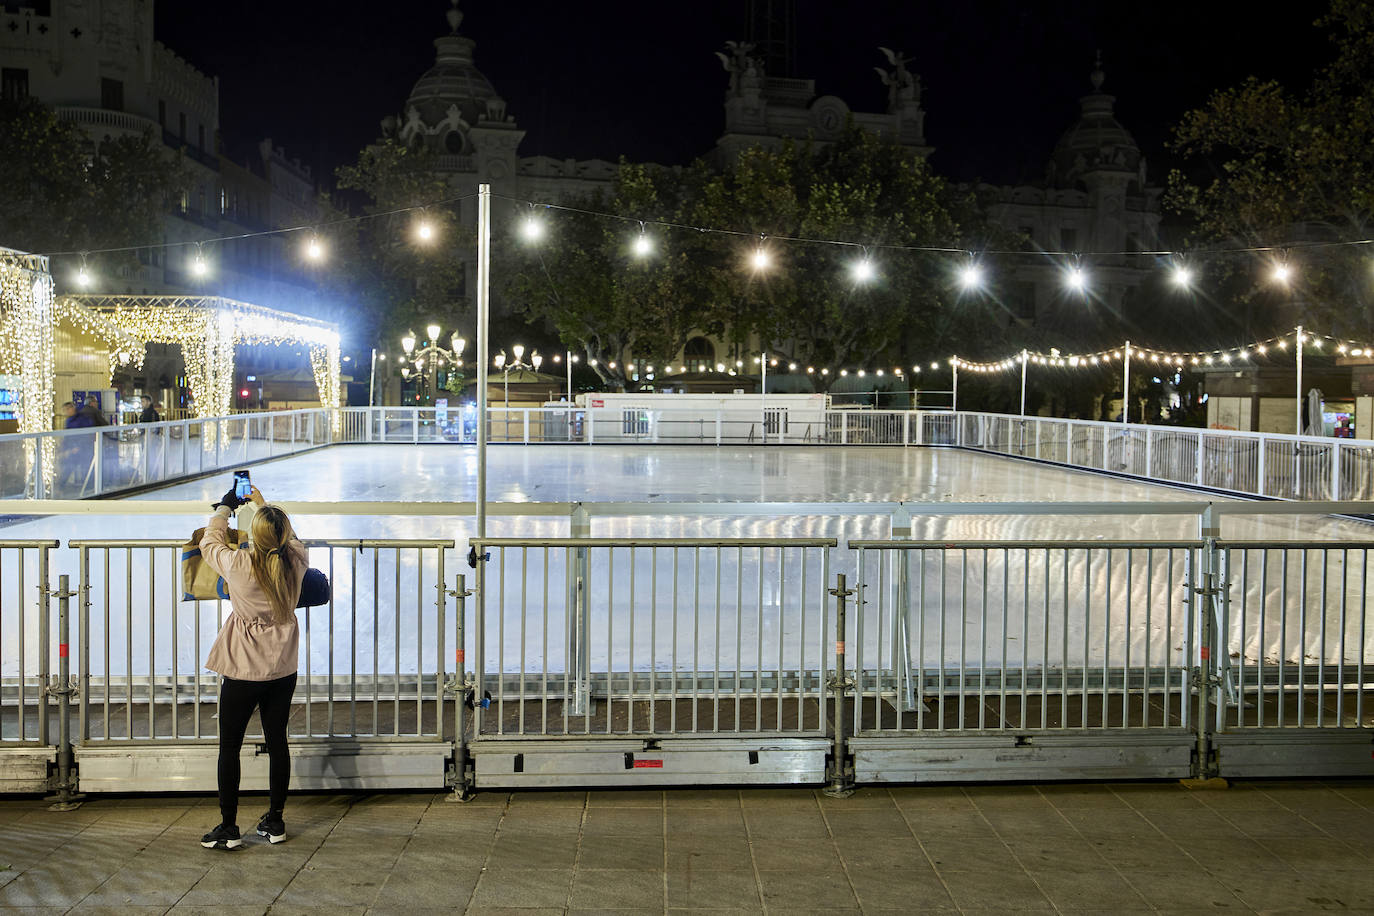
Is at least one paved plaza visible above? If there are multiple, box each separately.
[0,780,1371,914]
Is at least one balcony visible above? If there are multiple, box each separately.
[57,106,159,138]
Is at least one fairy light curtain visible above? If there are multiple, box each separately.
[61,295,341,418]
[0,249,55,436]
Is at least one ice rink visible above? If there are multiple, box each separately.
[3,444,1372,688]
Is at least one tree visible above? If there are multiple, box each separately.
[335,138,470,349]
[503,128,1016,388]
[0,98,189,269]
[1166,0,1374,338]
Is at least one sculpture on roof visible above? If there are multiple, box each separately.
[716,41,764,96]
[874,47,920,112]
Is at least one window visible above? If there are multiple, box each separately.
[178,191,188,213]
[220,188,226,215]
[683,336,715,374]
[1,68,29,101]
[198,124,205,150]
[157,99,165,126]
[764,407,788,435]
[178,112,186,140]
[622,408,650,437]
[100,77,123,111]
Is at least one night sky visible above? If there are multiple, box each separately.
[154,0,1333,190]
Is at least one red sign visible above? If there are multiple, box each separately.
[632,759,663,768]
[590,398,604,408]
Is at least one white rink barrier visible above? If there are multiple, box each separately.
[2,499,1371,795]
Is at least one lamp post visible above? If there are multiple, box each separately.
[400,326,467,407]
[492,345,541,438]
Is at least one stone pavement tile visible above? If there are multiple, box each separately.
[488,831,580,867]
[1221,868,1356,912]
[177,861,301,906]
[468,865,574,908]
[1215,810,1331,840]
[739,788,816,806]
[1031,866,1153,911]
[741,809,829,839]
[748,837,842,872]
[979,809,1081,838]
[887,786,978,811]
[259,906,367,916]
[822,808,914,839]
[368,908,475,916]
[1172,838,1287,872]
[166,905,268,915]
[665,849,743,875]
[569,866,666,909]
[1258,785,1364,811]
[0,862,119,907]
[391,837,491,868]
[1108,784,1207,811]
[1075,833,1198,869]
[665,864,760,908]
[495,805,584,834]
[937,869,1055,911]
[898,809,997,839]
[309,832,411,862]
[1143,810,1254,839]
[1002,836,1108,872]
[814,787,894,809]
[756,867,858,910]
[1193,786,1284,811]
[464,909,563,916]
[567,909,662,916]
[1295,809,1374,840]
[588,789,664,808]
[918,836,1024,873]
[667,807,747,834]
[665,832,751,859]
[665,908,761,915]
[1053,806,1156,840]
[506,791,588,807]
[1289,869,1374,910]
[1116,865,1249,910]
[376,863,480,907]
[835,835,927,869]
[275,864,388,908]
[65,906,170,915]
[1256,836,1368,870]
[846,864,956,911]
[578,834,667,870]
[78,863,211,907]
[0,909,66,916]
[964,785,1056,810]
[582,807,664,837]
[1037,784,1133,809]
[664,789,741,808]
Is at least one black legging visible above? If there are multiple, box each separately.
[217,673,297,825]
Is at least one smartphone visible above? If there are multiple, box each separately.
[233,470,252,500]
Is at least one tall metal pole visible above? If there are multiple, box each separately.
[1019,349,1028,416]
[1122,339,1131,424]
[368,348,377,408]
[476,184,490,540]
[951,357,959,413]
[1294,325,1304,436]
[760,350,767,444]
[565,350,572,402]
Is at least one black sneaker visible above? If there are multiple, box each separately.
[256,810,286,844]
[200,823,243,850]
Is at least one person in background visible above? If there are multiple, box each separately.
[77,401,108,427]
[198,483,307,850]
[63,401,88,429]
[138,395,160,423]
[1335,416,1355,438]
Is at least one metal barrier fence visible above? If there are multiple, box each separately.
[959,411,1368,501]
[1,500,1371,797]
[0,408,332,500]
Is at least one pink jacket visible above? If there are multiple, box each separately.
[200,512,307,681]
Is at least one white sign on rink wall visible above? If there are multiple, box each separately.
[567,392,829,443]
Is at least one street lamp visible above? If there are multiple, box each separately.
[398,326,467,406]
[493,345,541,409]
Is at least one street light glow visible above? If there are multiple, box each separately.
[1065,266,1087,292]
[426,324,442,342]
[958,263,983,290]
[306,236,324,261]
[1171,264,1193,288]
[417,220,435,241]
[751,247,769,271]
[852,258,875,282]
[1272,263,1292,284]
[521,216,544,241]
[632,233,652,257]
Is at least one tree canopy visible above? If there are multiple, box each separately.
[1166,0,1374,337]
[502,127,1018,389]
[0,98,189,268]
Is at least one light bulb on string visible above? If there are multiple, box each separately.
[191,245,209,278]
[1064,262,1088,293]
[305,233,324,261]
[957,257,984,291]
[1271,260,1292,285]
[75,253,92,288]
[416,215,436,242]
[751,236,770,272]
[632,224,653,258]
[521,211,545,242]
[1170,262,1193,289]
[851,251,876,283]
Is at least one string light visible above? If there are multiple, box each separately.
[957,260,983,291]
[521,212,545,242]
[305,234,325,262]
[632,224,653,258]
[751,237,770,272]
[1064,263,1087,293]
[76,253,92,288]
[1171,262,1193,288]
[416,217,435,242]
[191,245,209,278]
[851,253,876,283]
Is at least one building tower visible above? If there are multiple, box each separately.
[745,0,797,78]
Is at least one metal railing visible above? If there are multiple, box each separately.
[957,411,1369,501]
[2,499,1371,796]
[0,408,332,499]
[467,537,836,738]
[69,537,454,743]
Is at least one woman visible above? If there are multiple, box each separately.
[198,483,307,850]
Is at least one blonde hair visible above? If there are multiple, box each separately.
[248,505,299,625]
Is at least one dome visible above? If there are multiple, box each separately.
[406,34,498,128]
[1048,59,1142,189]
